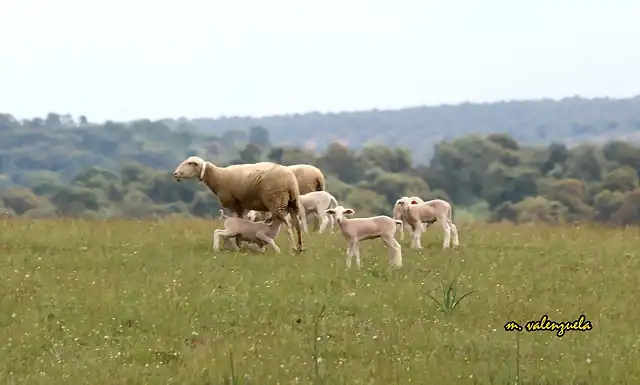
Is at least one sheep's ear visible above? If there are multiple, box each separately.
[410,200,418,205]
[344,209,355,215]
[325,209,335,215]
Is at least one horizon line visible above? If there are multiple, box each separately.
[4,92,639,124]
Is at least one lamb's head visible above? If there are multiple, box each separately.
[173,156,207,182]
[325,205,354,224]
[246,210,259,222]
[397,196,420,207]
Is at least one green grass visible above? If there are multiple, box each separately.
[1,218,639,384]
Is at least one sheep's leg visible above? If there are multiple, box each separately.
[226,236,241,251]
[256,232,281,254]
[311,212,323,233]
[299,207,309,234]
[449,221,459,247]
[382,234,403,268]
[346,241,357,269]
[318,214,329,233]
[245,243,265,253]
[440,216,451,248]
[285,201,305,252]
[213,230,239,251]
[411,222,423,249]
[353,242,361,269]
[213,230,222,250]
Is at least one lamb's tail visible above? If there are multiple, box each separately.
[329,195,339,209]
[448,205,454,223]
[218,209,227,220]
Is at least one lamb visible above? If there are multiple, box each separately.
[298,191,339,233]
[396,197,459,249]
[392,196,436,240]
[214,209,288,253]
[173,156,306,252]
[325,205,403,269]
[287,164,326,231]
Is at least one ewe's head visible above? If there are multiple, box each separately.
[325,205,354,224]
[173,156,206,182]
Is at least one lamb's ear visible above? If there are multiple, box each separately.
[325,209,335,215]
[344,209,355,215]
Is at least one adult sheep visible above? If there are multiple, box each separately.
[286,164,326,195]
[173,156,306,252]
[287,164,326,231]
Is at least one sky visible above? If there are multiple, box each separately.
[1,0,639,122]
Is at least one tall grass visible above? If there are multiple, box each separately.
[1,218,638,384]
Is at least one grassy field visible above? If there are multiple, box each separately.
[1,218,639,384]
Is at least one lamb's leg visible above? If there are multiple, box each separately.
[213,229,239,251]
[346,241,357,269]
[353,242,362,269]
[318,214,329,233]
[411,222,424,249]
[299,207,309,234]
[256,231,281,254]
[382,234,403,268]
[312,212,324,233]
[440,215,451,248]
[449,221,459,247]
[247,243,267,253]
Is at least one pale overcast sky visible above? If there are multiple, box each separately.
[1,0,638,122]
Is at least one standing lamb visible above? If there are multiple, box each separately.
[396,197,459,249]
[173,156,306,252]
[325,205,403,269]
[298,191,339,233]
[287,164,326,231]
[392,196,436,240]
[214,209,289,253]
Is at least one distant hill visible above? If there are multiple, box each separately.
[166,95,640,164]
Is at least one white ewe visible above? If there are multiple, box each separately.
[396,197,459,249]
[325,205,403,269]
[214,209,289,253]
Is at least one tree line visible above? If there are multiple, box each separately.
[1,113,640,225]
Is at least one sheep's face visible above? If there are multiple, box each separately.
[325,206,354,224]
[397,197,419,207]
[174,156,205,181]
